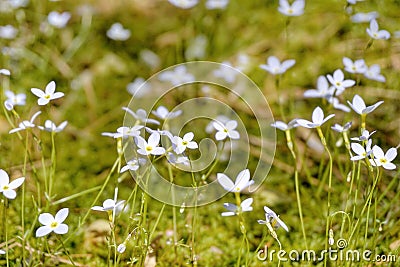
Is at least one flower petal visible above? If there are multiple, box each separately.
[54,224,69,234]
[385,148,397,162]
[8,177,25,189]
[217,173,234,191]
[55,208,69,223]
[0,169,10,186]
[39,213,54,225]
[3,189,16,199]
[36,226,53,237]
[45,81,56,94]
[312,107,324,124]
[235,169,250,191]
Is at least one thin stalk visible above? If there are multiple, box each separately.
[316,127,333,267]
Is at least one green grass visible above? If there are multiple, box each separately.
[1,0,400,266]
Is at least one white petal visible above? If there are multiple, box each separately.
[383,163,396,170]
[45,81,56,94]
[385,148,397,162]
[38,98,49,106]
[0,169,10,186]
[54,224,69,234]
[55,208,69,223]
[312,107,324,124]
[221,211,235,216]
[372,145,385,159]
[36,226,53,237]
[217,173,234,191]
[215,131,227,140]
[3,189,16,199]
[351,143,365,156]
[31,88,45,98]
[148,132,161,147]
[51,92,64,100]
[241,198,253,209]
[183,132,194,141]
[225,120,238,130]
[151,147,166,155]
[234,169,251,191]
[228,130,240,139]
[39,213,55,225]
[8,177,25,189]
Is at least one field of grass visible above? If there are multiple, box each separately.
[0,0,399,266]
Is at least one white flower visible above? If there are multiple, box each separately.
[117,243,126,254]
[158,65,195,86]
[304,76,335,99]
[36,208,69,237]
[168,0,198,9]
[0,25,17,39]
[9,111,41,134]
[206,0,229,10]
[364,64,385,82]
[351,12,378,23]
[351,129,375,142]
[127,77,150,97]
[343,57,367,74]
[139,49,161,69]
[206,115,230,133]
[329,97,351,113]
[152,106,182,120]
[331,122,352,133]
[47,11,71,28]
[369,146,397,170]
[347,0,364,4]
[92,199,125,212]
[4,90,26,110]
[350,140,372,161]
[136,132,166,156]
[296,106,335,128]
[145,128,174,142]
[213,61,237,84]
[102,126,143,139]
[326,69,355,93]
[31,81,64,106]
[0,169,25,199]
[213,120,240,140]
[106,23,131,41]
[271,119,298,131]
[185,35,208,60]
[173,132,198,154]
[123,107,160,125]
[0,69,11,76]
[258,206,289,232]
[167,152,190,166]
[221,198,253,217]
[259,56,295,75]
[366,19,390,40]
[278,0,304,16]
[38,120,68,133]
[120,159,140,173]
[217,169,254,193]
[8,0,29,8]
[347,94,383,115]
